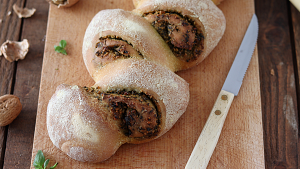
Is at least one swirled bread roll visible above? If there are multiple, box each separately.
[133,0,226,70]
[48,0,225,163]
[82,9,179,80]
[47,59,189,163]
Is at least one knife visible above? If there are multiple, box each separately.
[185,14,259,169]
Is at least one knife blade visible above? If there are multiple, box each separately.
[185,14,259,169]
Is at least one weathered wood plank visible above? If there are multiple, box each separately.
[290,3,300,169]
[255,0,299,168]
[0,0,26,168]
[0,127,7,168]
[2,0,49,169]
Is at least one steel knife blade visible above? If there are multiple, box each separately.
[185,14,259,169]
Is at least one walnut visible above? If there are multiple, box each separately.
[48,0,80,8]
[0,39,29,62]
[0,95,22,126]
[12,4,36,18]
[211,0,225,5]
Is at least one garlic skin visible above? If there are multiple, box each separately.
[49,0,80,8]
[0,39,29,62]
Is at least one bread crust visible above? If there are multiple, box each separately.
[82,9,179,79]
[93,59,190,138]
[47,84,125,162]
[47,59,189,163]
[133,0,226,70]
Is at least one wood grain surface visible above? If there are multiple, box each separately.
[255,0,299,168]
[0,0,26,168]
[2,1,49,169]
[1,0,300,169]
[290,3,300,169]
[30,0,265,168]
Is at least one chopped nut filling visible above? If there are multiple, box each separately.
[93,36,143,67]
[144,11,205,62]
[83,86,160,139]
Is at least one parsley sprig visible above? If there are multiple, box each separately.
[33,150,58,169]
[54,40,67,55]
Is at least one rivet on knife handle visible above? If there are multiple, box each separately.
[185,90,234,169]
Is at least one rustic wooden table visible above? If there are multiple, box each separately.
[0,0,299,168]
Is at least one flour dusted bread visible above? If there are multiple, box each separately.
[133,0,226,70]
[47,59,189,163]
[83,3,226,74]
[47,0,226,163]
[82,9,179,77]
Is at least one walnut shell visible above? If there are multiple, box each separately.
[0,95,22,126]
[0,39,29,62]
[211,0,225,5]
[12,4,36,18]
[49,0,79,8]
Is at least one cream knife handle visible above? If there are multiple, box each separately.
[185,90,234,169]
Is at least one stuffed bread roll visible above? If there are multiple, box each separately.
[47,59,189,163]
[82,9,181,80]
[133,0,226,70]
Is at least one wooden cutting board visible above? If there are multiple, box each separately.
[31,0,265,168]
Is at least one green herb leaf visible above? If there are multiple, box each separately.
[49,162,58,169]
[43,159,50,169]
[60,49,67,55]
[54,40,68,55]
[59,40,67,48]
[54,45,62,50]
[54,45,63,51]
[33,150,45,169]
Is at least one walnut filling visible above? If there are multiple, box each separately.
[144,11,205,62]
[83,86,160,139]
[93,36,143,67]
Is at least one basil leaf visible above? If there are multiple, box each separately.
[59,40,67,48]
[49,162,58,169]
[33,150,45,169]
[43,159,49,169]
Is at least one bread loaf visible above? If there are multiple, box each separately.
[47,59,189,162]
[133,0,226,70]
[82,9,179,79]
[47,0,226,163]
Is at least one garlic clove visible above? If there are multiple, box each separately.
[0,39,30,62]
[48,0,80,8]
[12,4,36,18]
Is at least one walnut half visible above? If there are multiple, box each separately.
[48,0,80,8]
[0,95,22,126]
[211,0,225,5]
